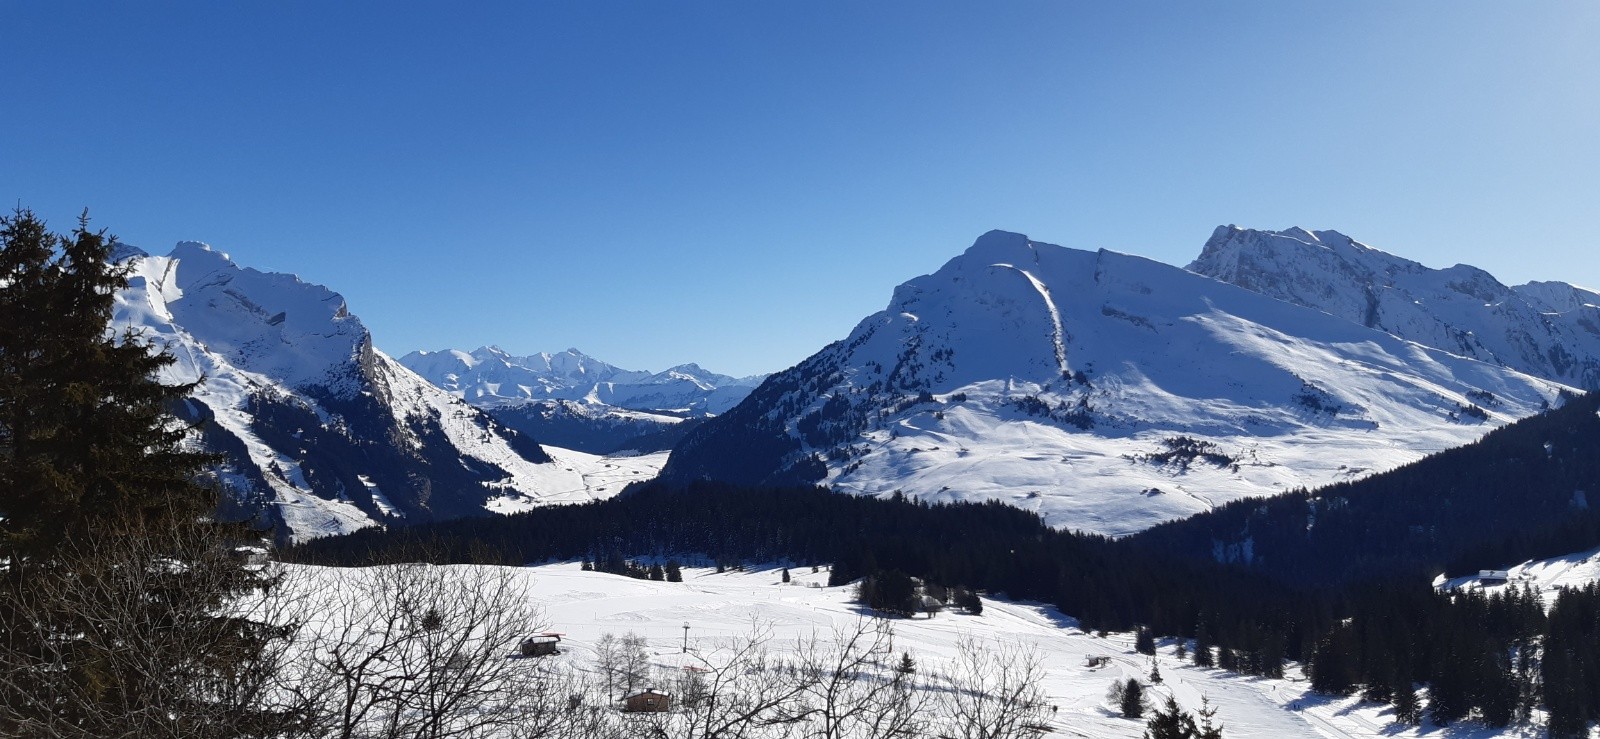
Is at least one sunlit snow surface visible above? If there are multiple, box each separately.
[1191,226,1600,391]
[1440,544,1600,608]
[773,231,1572,536]
[290,561,1536,738]
[111,243,662,541]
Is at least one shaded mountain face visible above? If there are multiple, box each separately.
[478,399,704,455]
[399,346,763,453]
[113,243,611,543]
[662,230,1571,536]
[1189,226,1600,390]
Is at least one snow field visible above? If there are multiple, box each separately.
[286,560,1537,737]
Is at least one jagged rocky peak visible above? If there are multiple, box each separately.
[110,241,616,543]
[152,240,367,395]
[1188,226,1600,390]
[1516,280,1600,313]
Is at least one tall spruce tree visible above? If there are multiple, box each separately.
[0,210,294,737]
[1143,694,1196,738]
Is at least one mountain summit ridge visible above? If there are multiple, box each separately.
[663,229,1572,536]
[1189,225,1600,389]
[399,345,763,414]
[113,242,643,542]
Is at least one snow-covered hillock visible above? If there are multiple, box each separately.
[1190,226,1600,390]
[664,230,1572,536]
[113,243,658,542]
[1441,544,1600,607]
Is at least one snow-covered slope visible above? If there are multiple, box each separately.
[113,243,658,542]
[293,560,1516,738]
[400,346,762,415]
[663,230,1573,536]
[1441,544,1600,607]
[1190,226,1600,390]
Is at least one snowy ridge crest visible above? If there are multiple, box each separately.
[400,346,764,415]
[665,229,1574,536]
[113,243,657,542]
[1190,225,1600,390]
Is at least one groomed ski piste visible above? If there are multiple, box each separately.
[293,560,1540,738]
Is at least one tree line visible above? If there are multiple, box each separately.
[291,386,1600,733]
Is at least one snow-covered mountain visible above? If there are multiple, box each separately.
[662,230,1574,536]
[113,242,651,542]
[1190,226,1600,390]
[400,346,762,414]
[399,346,762,453]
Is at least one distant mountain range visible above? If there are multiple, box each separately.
[111,242,659,542]
[398,346,763,454]
[662,228,1589,536]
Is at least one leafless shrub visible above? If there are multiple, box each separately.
[278,562,555,739]
[935,636,1051,739]
[0,515,301,739]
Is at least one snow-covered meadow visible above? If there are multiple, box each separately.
[281,560,1538,738]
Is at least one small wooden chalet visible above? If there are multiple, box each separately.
[520,633,563,657]
[622,689,672,713]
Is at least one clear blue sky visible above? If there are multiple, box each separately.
[5,2,1597,377]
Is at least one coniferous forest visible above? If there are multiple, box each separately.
[289,390,1600,735]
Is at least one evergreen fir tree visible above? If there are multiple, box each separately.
[1120,678,1146,719]
[957,588,984,615]
[1136,626,1157,655]
[1193,617,1215,668]
[1390,677,1421,726]
[1194,696,1224,739]
[0,209,290,735]
[1143,694,1195,738]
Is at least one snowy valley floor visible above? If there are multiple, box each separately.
[296,561,1541,738]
